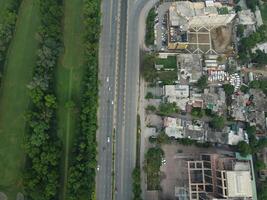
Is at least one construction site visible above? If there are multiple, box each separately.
[167,0,235,54]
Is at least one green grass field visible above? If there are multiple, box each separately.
[0,0,40,198]
[56,0,85,199]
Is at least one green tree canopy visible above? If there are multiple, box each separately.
[223,84,235,96]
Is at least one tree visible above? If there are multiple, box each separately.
[249,80,260,89]
[191,107,204,118]
[210,115,225,130]
[255,160,266,170]
[240,85,249,93]
[196,75,208,90]
[223,84,235,96]
[145,92,153,99]
[237,24,244,37]
[252,50,267,66]
[158,102,179,116]
[237,141,251,157]
[246,0,259,12]
[146,105,156,112]
[234,5,242,12]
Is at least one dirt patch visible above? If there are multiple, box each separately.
[211,24,233,53]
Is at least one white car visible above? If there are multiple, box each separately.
[97,165,100,171]
[107,137,110,143]
[106,76,109,82]
[111,101,114,105]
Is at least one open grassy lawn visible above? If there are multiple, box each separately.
[155,56,177,69]
[0,0,40,198]
[56,0,84,199]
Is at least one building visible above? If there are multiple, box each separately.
[252,42,267,54]
[167,1,235,50]
[164,117,205,140]
[177,54,203,84]
[187,153,256,200]
[164,84,190,110]
[203,87,226,114]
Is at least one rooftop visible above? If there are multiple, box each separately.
[226,171,253,198]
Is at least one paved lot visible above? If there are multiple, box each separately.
[155,2,172,51]
[159,144,217,199]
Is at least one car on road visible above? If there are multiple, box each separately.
[107,136,110,143]
[97,165,100,171]
[106,76,109,82]
[111,100,114,105]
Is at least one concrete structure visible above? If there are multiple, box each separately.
[164,117,205,140]
[203,87,226,114]
[252,42,267,53]
[227,127,248,145]
[164,84,189,110]
[238,10,256,26]
[177,54,203,83]
[187,154,256,200]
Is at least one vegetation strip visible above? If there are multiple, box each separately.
[23,0,63,199]
[66,0,100,199]
[132,115,142,200]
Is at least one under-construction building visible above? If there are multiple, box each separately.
[187,154,256,200]
[167,0,236,53]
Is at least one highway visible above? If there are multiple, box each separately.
[96,0,119,198]
[97,0,158,199]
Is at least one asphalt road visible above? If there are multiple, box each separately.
[96,0,119,198]
[97,0,159,199]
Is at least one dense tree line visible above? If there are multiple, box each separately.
[66,0,100,199]
[23,0,63,199]
[0,0,22,85]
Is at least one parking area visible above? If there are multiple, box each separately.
[155,2,172,51]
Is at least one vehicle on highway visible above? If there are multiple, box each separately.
[107,136,110,143]
[111,100,114,105]
[97,165,100,171]
[106,76,109,82]
[108,87,111,91]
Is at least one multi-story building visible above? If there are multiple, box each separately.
[187,154,256,200]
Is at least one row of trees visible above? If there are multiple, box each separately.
[23,0,63,199]
[66,0,100,199]
[0,0,22,85]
